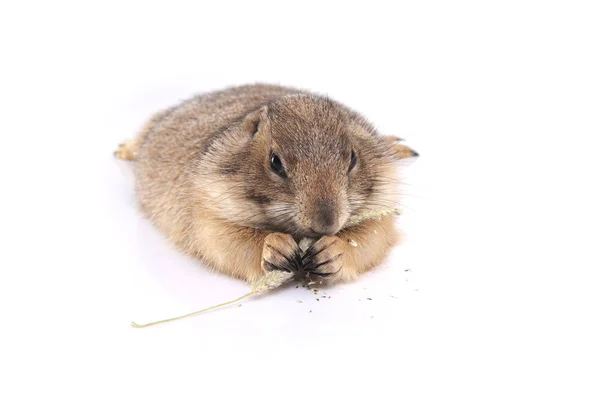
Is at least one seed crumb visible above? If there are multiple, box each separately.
[328,296,331,299]
[237,304,242,307]
[297,300,303,303]
[348,239,358,247]
[316,298,320,301]
[370,316,374,319]
[390,295,398,299]
[309,310,312,313]
[296,285,299,288]
[367,298,372,300]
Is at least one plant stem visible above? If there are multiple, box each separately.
[130,291,255,328]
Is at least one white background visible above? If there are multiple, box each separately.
[1,1,599,399]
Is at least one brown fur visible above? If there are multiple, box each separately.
[115,83,417,283]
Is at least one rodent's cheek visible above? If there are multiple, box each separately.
[263,201,302,229]
[225,203,265,227]
[347,192,368,213]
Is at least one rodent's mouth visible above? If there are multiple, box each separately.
[300,227,341,239]
[291,229,323,242]
[305,228,323,238]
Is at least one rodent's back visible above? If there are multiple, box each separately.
[133,84,301,244]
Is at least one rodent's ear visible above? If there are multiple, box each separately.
[383,136,419,159]
[241,105,269,136]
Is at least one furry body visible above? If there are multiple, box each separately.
[116,84,416,283]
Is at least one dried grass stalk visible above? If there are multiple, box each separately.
[130,291,255,328]
[130,270,292,328]
[346,207,402,227]
[298,237,316,253]
[251,270,294,295]
[131,207,402,328]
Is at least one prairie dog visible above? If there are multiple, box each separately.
[115,83,417,283]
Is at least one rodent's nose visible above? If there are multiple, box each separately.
[310,201,339,236]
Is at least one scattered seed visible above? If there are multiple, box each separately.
[309,310,312,313]
[367,298,372,300]
[321,295,326,298]
[237,304,242,307]
[297,300,303,303]
[370,316,374,319]
[404,269,411,272]
[296,285,299,288]
[328,296,331,299]
[316,298,320,301]
[390,295,398,299]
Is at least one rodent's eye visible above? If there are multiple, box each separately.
[348,149,357,173]
[270,152,286,178]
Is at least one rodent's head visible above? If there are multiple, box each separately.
[198,94,417,239]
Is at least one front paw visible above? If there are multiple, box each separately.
[301,236,346,281]
[261,233,302,274]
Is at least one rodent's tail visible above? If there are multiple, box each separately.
[114,139,137,161]
[114,108,173,161]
